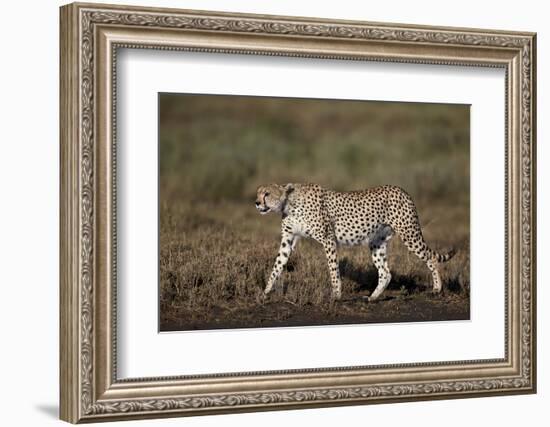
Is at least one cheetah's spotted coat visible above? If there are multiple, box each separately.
[255,183,455,301]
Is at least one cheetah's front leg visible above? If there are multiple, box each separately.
[322,238,342,300]
[264,231,296,295]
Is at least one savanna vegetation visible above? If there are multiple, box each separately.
[159,94,470,331]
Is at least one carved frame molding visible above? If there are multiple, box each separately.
[60,2,536,423]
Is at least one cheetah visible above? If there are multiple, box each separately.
[255,183,455,301]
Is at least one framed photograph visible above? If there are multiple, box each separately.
[60,2,536,423]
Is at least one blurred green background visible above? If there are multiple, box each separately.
[160,94,469,205]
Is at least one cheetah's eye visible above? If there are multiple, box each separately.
[265,192,270,197]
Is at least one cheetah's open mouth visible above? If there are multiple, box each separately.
[257,206,270,214]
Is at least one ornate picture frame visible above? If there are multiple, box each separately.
[60,2,536,423]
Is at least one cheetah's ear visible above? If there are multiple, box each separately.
[283,183,295,194]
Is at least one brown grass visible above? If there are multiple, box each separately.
[159,200,469,330]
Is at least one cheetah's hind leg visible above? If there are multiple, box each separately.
[427,258,442,294]
[396,225,455,295]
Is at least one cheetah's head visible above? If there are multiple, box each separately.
[255,184,294,215]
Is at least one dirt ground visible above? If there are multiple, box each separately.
[161,289,469,331]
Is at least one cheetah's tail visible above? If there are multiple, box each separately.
[434,248,456,263]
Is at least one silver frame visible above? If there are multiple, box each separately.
[60,2,536,423]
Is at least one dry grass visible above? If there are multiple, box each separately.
[159,94,470,331]
[159,200,469,330]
